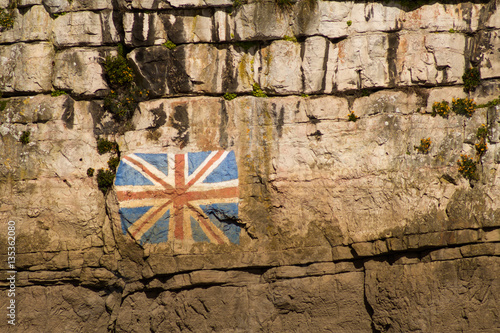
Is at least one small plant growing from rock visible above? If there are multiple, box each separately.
[414,138,431,154]
[475,141,488,157]
[283,35,297,42]
[452,97,476,118]
[346,20,352,26]
[223,92,237,101]
[462,67,480,92]
[476,124,489,141]
[107,157,120,173]
[457,154,477,181]
[252,83,267,97]
[97,138,118,155]
[476,95,500,108]
[431,101,451,118]
[0,8,14,30]
[103,54,135,86]
[475,124,489,158]
[347,111,359,122]
[20,130,30,145]
[102,48,149,120]
[96,169,115,194]
[0,100,7,111]
[163,40,177,50]
[87,168,95,177]
[51,90,67,97]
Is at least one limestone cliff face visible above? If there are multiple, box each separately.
[0,0,499,331]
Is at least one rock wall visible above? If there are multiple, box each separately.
[0,0,500,331]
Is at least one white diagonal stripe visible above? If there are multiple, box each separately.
[185,151,219,184]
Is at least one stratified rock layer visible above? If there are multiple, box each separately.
[0,0,500,332]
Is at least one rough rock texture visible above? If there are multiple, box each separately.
[1,0,500,332]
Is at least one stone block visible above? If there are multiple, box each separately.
[302,36,330,94]
[161,9,215,44]
[460,243,498,257]
[396,32,465,86]
[189,270,228,285]
[481,31,500,80]
[259,40,302,94]
[52,10,120,47]
[52,47,111,96]
[429,247,462,261]
[124,12,166,47]
[305,262,336,276]
[350,2,401,33]
[0,6,52,44]
[351,241,374,257]
[366,257,500,332]
[0,42,53,93]
[402,2,482,32]
[293,1,350,39]
[233,3,291,41]
[331,246,354,260]
[483,229,500,242]
[43,0,112,13]
[336,34,390,91]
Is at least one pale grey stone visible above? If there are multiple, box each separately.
[52,10,120,47]
[52,48,110,96]
[0,42,53,93]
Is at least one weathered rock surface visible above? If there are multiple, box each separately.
[0,43,53,93]
[366,257,500,332]
[1,0,500,332]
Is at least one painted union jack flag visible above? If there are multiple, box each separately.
[114,151,240,245]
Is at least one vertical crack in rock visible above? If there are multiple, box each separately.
[387,33,399,88]
[321,38,330,93]
[61,97,75,129]
[219,100,229,149]
[363,264,380,333]
[166,47,191,94]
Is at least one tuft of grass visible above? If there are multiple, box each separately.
[20,130,30,145]
[283,35,297,42]
[252,83,267,97]
[0,100,7,111]
[0,8,14,30]
[223,92,237,101]
[97,138,118,155]
[462,67,480,93]
[163,40,177,50]
[51,90,67,97]
[107,157,120,173]
[53,12,67,19]
[97,169,115,194]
